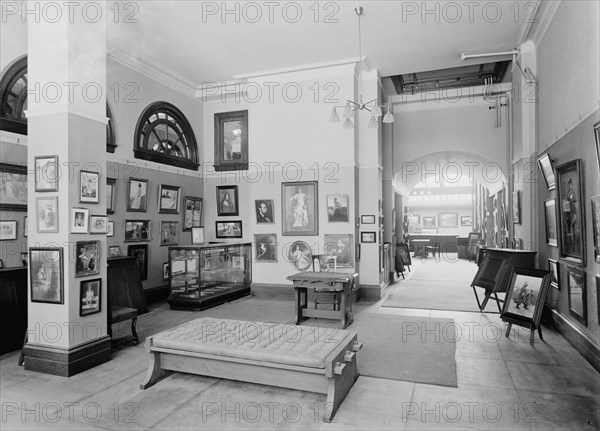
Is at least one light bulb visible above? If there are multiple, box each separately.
[343,117,353,129]
[329,107,340,123]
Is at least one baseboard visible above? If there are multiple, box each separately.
[23,336,111,377]
[550,309,600,373]
[144,284,170,304]
[251,283,295,300]
[360,284,383,301]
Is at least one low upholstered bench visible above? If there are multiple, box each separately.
[140,317,362,422]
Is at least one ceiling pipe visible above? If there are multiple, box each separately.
[460,49,536,83]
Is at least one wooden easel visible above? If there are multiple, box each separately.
[503,318,544,346]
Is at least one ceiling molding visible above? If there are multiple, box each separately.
[232,58,359,81]
[0,130,28,146]
[107,46,198,99]
[529,0,561,47]
[518,0,542,44]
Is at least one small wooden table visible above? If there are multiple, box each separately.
[287,272,356,329]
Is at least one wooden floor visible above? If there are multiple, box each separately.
[1,258,599,430]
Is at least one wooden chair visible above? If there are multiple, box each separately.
[312,255,341,311]
[424,242,441,260]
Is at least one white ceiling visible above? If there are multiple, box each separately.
[107,1,532,90]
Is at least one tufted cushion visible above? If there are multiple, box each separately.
[151,318,350,369]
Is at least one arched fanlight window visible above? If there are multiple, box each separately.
[133,102,199,170]
[0,56,28,135]
[1,56,116,152]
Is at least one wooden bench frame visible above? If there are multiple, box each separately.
[140,329,362,423]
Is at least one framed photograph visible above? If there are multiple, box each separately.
[594,121,600,172]
[0,221,17,241]
[108,245,121,257]
[288,241,312,271]
[30,248,64,304]
[255,199,274,224]
[36,197,58,233]
[591,195,600,263]
[281,181,318,236]
[556,159,586,265]
[215,221,242,238]
[162,262,170,281]
[327,194,349,222]
[80,278,101,316]
[71,207,89,234]
[160,221,179,246]
[512,191,521,224]
[421,228,438,234]
[106,178,116,214]
[438,212,458,228]
[537,152,556,190]
[501,267,551,327]
[183,196,203,231]
[34,156,58,192]
[128,244,148,281]
[191,227,205,244]
[324,234,354,268]
[0,163,27,211]
[544,198,558,247]
[422,216,436,227]
[361,215,376,224]
[107,221,114,237]
[408,215,420,225]
[254,233,278,263]
[548,259,559,290]
[75,240,100,278]
[124,220,151,242]
[460,216,473,227]
[90,215,108,234]
[127,178,148,212]
[23,216,27,237]
[216,185,239,216]
[158,184,181,214]
[567,265,587,326]
[361,232,376,243]
[80,170,99,203]
[214,110,249,171]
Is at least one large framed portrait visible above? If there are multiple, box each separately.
[287,241,312,271]
[422,216,436,227]
[326,194,349,222]
[0,163,27,211]
[537,152,556,190]
[216,185,239,216]
[255,199,274,224]
[128,244,148,281]
[80,278,101,316]
[548,259,559,290]
[106,178,116,214]
[215,221,242,238]
[75,240,100,278]
[324,234,354,268]
[30,248,64,304]
[160,221,179,246]
[501,267,551,327]
[124,220,151,242]
[544,198,558,247]
[183,196,203,231]
[214,110,249,171]
[34,155,59,192]
[127,178,148,212]
[512,191,521,224]
[80,170,99,203]
[567,265,587,326]
[158,184,181,214]
[0,221,17,241]
[591,195,600,263]
[438,212,458,228]
[556,159,586,265]
[254,233,278,263]
[71,207,89,234]
[281,181,318,236]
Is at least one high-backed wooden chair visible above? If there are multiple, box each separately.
[312,255,340,310]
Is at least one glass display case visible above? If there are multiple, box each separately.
[167,243,252,310]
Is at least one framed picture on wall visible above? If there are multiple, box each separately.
[191,227,205,244]
[80,278,101,316]
[594,121,600,172]
[215,221,242,238]
[361,215,376,224]
[0,163,27,211]
[0,221,17,241]
[158,184,181,214]
[214,110,249,171]
[255,199,274,224]
[34,156,58,192]
[548,259,559,290]
[556,159,586,265]
[71,207,89,234]
[124,220,151,242]
[127,178,148,212]
[89,215,108,234]
[512,191,521,224]
[537,153,556,190]
[408,215,420,226]
[281,181,318,236]
[80,170,99,203]
[438,213,458,228]
[326,194,349,222]
[423,216,436,227]
[544,198,558,247]
[75,240,100,278]
[324,234,354,268]
[36,197,58,233]
[160,221,179,246]
[163,262,170,281]
[288,241,313,271]
[107,221,114,237]
[567,265,587,326]
[460,216,473,227]
[183,196,203,231]
[216,185,239,216]
[23,216,27,237]
[30,247,64,304]
[128,244,148,281]
[108,245,120,257]
[254,233,278,263]
[106,178,116,214]
[361,232,376,243]
[591,195,600,263]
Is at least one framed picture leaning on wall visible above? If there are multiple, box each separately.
[567,265,587,326]
[556,159,586,265]
[537,152,556,190]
